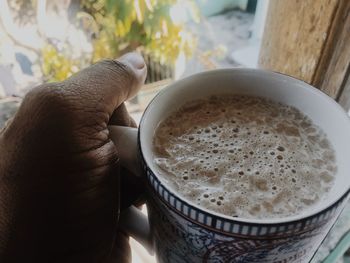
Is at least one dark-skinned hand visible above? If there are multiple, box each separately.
[0,52,147,263]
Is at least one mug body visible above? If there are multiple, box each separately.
[138,69,350,262]
[144,175,348,263]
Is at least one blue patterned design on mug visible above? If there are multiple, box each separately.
[147,192,346,263]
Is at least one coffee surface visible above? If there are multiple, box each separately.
[153,95,337,219]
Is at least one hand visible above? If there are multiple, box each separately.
[0,53,147,263]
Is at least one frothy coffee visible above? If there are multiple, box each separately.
[153,95,337,219]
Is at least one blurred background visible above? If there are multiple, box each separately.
[0,0,267,123]
[0,0,350,262]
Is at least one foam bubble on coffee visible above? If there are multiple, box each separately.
[153,95,336,219]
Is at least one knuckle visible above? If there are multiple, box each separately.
[27,83,64,103]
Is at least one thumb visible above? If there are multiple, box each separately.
[63,52,147,118]
[118,52,147,99]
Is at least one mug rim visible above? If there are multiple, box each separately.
[138,68,350,226]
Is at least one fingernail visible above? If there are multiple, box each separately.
[118,52,145,70]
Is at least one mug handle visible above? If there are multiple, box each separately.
[108,126,154,254]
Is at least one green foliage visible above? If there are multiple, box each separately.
[81,0,198,64]
[39,0,199,82]
[41,44,81,82]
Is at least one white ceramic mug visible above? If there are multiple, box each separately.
[109,68,350,262]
